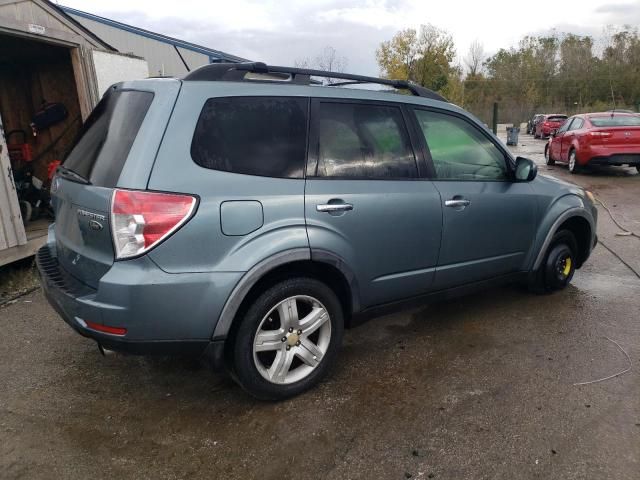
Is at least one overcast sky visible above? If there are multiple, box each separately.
[59,0,640,75]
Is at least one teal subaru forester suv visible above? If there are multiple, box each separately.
[37,63,597,399]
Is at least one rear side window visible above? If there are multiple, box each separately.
[557,119,572,133]
[64,89,154,187]
[315,102,417,178]
[590,116,640,127]
[191,97,308,178]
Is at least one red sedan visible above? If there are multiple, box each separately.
[535,114,567,139]
[545,113,640,174]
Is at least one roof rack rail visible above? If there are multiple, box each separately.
[183,62,448,102]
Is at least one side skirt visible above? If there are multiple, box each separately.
[349,272,528,327]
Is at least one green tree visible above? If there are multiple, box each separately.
[376,24,457,94]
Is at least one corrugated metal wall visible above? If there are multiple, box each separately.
[67,15,211,77]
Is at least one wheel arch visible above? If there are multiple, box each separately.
[212,249,359,343]
[532,208,594,271]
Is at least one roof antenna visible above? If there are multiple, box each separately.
[609,78,617,117]
[174,45,191,72]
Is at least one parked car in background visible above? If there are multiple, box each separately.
[535,114,568,139]
[37,63,598,400]
[527,114,543,134]
[545,112,640,173]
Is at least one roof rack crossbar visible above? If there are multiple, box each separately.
[183,62,447,102]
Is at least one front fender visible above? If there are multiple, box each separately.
[525,194,596,271]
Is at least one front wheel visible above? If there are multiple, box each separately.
[545,145,555,165]
[231,277,344,400]
[531,230,577,293]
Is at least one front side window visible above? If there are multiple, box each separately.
[569,118,584,130]
[315,102,417,179]
[191,97,308,178]
[414,109,508,181]
[557,119,572,134]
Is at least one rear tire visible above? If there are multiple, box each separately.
[545,145,555,165]
[530,230,578,293]
[568,150,580,174]
[231,277,344,400]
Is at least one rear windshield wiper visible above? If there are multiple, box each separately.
[56,165,90,185]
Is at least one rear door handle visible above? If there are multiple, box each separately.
[316,203,353,213]
[444,199,470,208]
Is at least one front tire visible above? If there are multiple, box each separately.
[531,230,577,293]
[545,145,555,165]
[232,277,344,400]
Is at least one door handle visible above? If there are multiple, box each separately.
[445,199,471,208]
[316,203,353,213]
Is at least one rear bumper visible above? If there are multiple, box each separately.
[587,153,640,166]
[36,238,242,357]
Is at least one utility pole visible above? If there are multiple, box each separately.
[492,102,498,135]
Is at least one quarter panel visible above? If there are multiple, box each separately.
[147,85,309,273]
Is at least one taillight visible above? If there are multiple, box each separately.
[588,131,612,137]
[111,189,196,259]
[543,121,551,127]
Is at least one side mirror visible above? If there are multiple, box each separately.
[514,156,537,182]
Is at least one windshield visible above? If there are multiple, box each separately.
[63,89,154,187]
[590,116,640,127]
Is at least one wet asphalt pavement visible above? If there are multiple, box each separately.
[1,132,639,479]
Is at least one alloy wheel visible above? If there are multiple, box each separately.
[252,295,332,385]
[569,151,577,173]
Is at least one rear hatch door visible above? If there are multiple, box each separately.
[52,82,179,288]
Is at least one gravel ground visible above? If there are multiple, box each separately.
[1,131,639,479]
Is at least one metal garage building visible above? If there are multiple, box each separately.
[61,6,248,77]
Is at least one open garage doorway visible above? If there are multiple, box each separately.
[0,33,84,263]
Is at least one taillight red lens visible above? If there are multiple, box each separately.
[85,320,127,336]
[588,131,612,137]
[111,189,196,259]
[543,121,550,127]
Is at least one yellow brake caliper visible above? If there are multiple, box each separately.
[563,257,572,277]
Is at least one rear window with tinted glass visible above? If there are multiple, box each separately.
[191,97,308,178]
[590,116,640,127]
[547,116,567,122]
[63,89,154,187]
